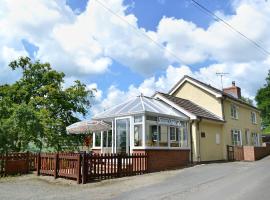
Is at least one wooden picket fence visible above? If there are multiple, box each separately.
[81,153,148,183]
[36,152,148,184]
[0,152,37,176]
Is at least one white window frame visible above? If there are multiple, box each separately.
[231,129,242,146]
[231,104,239,119]
[169,126,177,141]
[251,111,257,124]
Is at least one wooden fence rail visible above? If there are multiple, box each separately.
[0,152,37,176]
[82,153,148,183]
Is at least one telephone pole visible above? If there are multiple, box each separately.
[216,72,229,89]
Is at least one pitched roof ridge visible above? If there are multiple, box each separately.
[157,92,224,122]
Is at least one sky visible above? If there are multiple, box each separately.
[0,0,270,118]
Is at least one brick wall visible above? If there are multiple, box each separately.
[133,149,190,172]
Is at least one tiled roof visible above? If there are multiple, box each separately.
[157,92,224,122]
[169,75,259,110]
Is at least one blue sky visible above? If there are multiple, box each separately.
[1,0,270,116]
[62,0,234,92]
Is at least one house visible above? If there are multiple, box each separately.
[70,75,261,171]
[154,75,261,162]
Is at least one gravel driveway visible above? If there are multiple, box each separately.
[1,156,270,200]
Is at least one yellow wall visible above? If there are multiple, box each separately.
[172,80,262,161]
[172,81,223,118]
[222,99,262,158]
[198,120,223,161]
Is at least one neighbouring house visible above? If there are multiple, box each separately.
[67,75,262,171]
[154,75,262,162]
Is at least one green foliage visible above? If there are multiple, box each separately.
[0,57,92,153]
[256,70,270,134]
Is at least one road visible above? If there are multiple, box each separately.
[1,156,270,200]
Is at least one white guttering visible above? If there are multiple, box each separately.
[154,93,197,120]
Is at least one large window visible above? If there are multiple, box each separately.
[231,130,241,146]
[231,104,238,119]
[170,127,180,147]
[251,112,257,124]
[252,133,260,146]
[159,125,168,147]
[145,115,188,148]
[146,124,158,146]
[95,132,101,147]
[102,130,112,147]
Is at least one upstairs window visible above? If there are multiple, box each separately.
[230,104,238,119]
[251,112,257,124]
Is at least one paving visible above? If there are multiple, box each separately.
[1,156,270,200]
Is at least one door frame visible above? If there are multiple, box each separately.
[114,116,132,154]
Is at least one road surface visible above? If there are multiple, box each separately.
[1,156,270,200]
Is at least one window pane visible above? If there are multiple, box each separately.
[146,115,158,121]
[108,130,112,147]
[95,132,101,147]
[103,131,107,147]
[146,124,158,146]
[159,125,168,147]
[170,127,180,147]
[134,115,143,123]
[134,124,142,146]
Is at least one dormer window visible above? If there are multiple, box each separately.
[230,104,238,119]
[251,112,257,124]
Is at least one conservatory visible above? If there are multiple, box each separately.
[91,95,190,154]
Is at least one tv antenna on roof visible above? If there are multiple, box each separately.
[216,72,229,90]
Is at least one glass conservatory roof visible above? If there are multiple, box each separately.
[92,95,188,120]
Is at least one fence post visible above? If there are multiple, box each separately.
[37,153,41,176]
[117,154,122,177]
[4,152,8,177]
[77,153,81,184]
[54,153,58,179]
[81,152,87,184]
[26,151,29,174]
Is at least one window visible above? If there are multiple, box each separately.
[231,130,241,146]
[95,132,101,147]
[251,112,257,124]
[231,104,238,119]
[170,127,180,147]
[134,115,143,123]
[102,131,112,147]
[170,127,176,141]
[146,124,158,146]
[134,124,142,146]
[252,133,260,146]
[146,115,158,121]
[159,125,168,147]
[103,131,107,147]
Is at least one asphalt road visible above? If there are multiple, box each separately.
[1,156,270,200]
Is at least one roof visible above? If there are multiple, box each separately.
[169,75,259,111]
[92,95,189,120]
[156,92,224,122]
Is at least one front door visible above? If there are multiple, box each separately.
[116,118,130,154]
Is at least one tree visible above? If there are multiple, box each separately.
[0,57,92,153]
[256,70,270,134]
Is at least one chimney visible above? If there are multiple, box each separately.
[223,81,241,99]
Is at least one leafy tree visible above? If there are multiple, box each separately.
[256,70,270,134]
[0,57,92,153]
